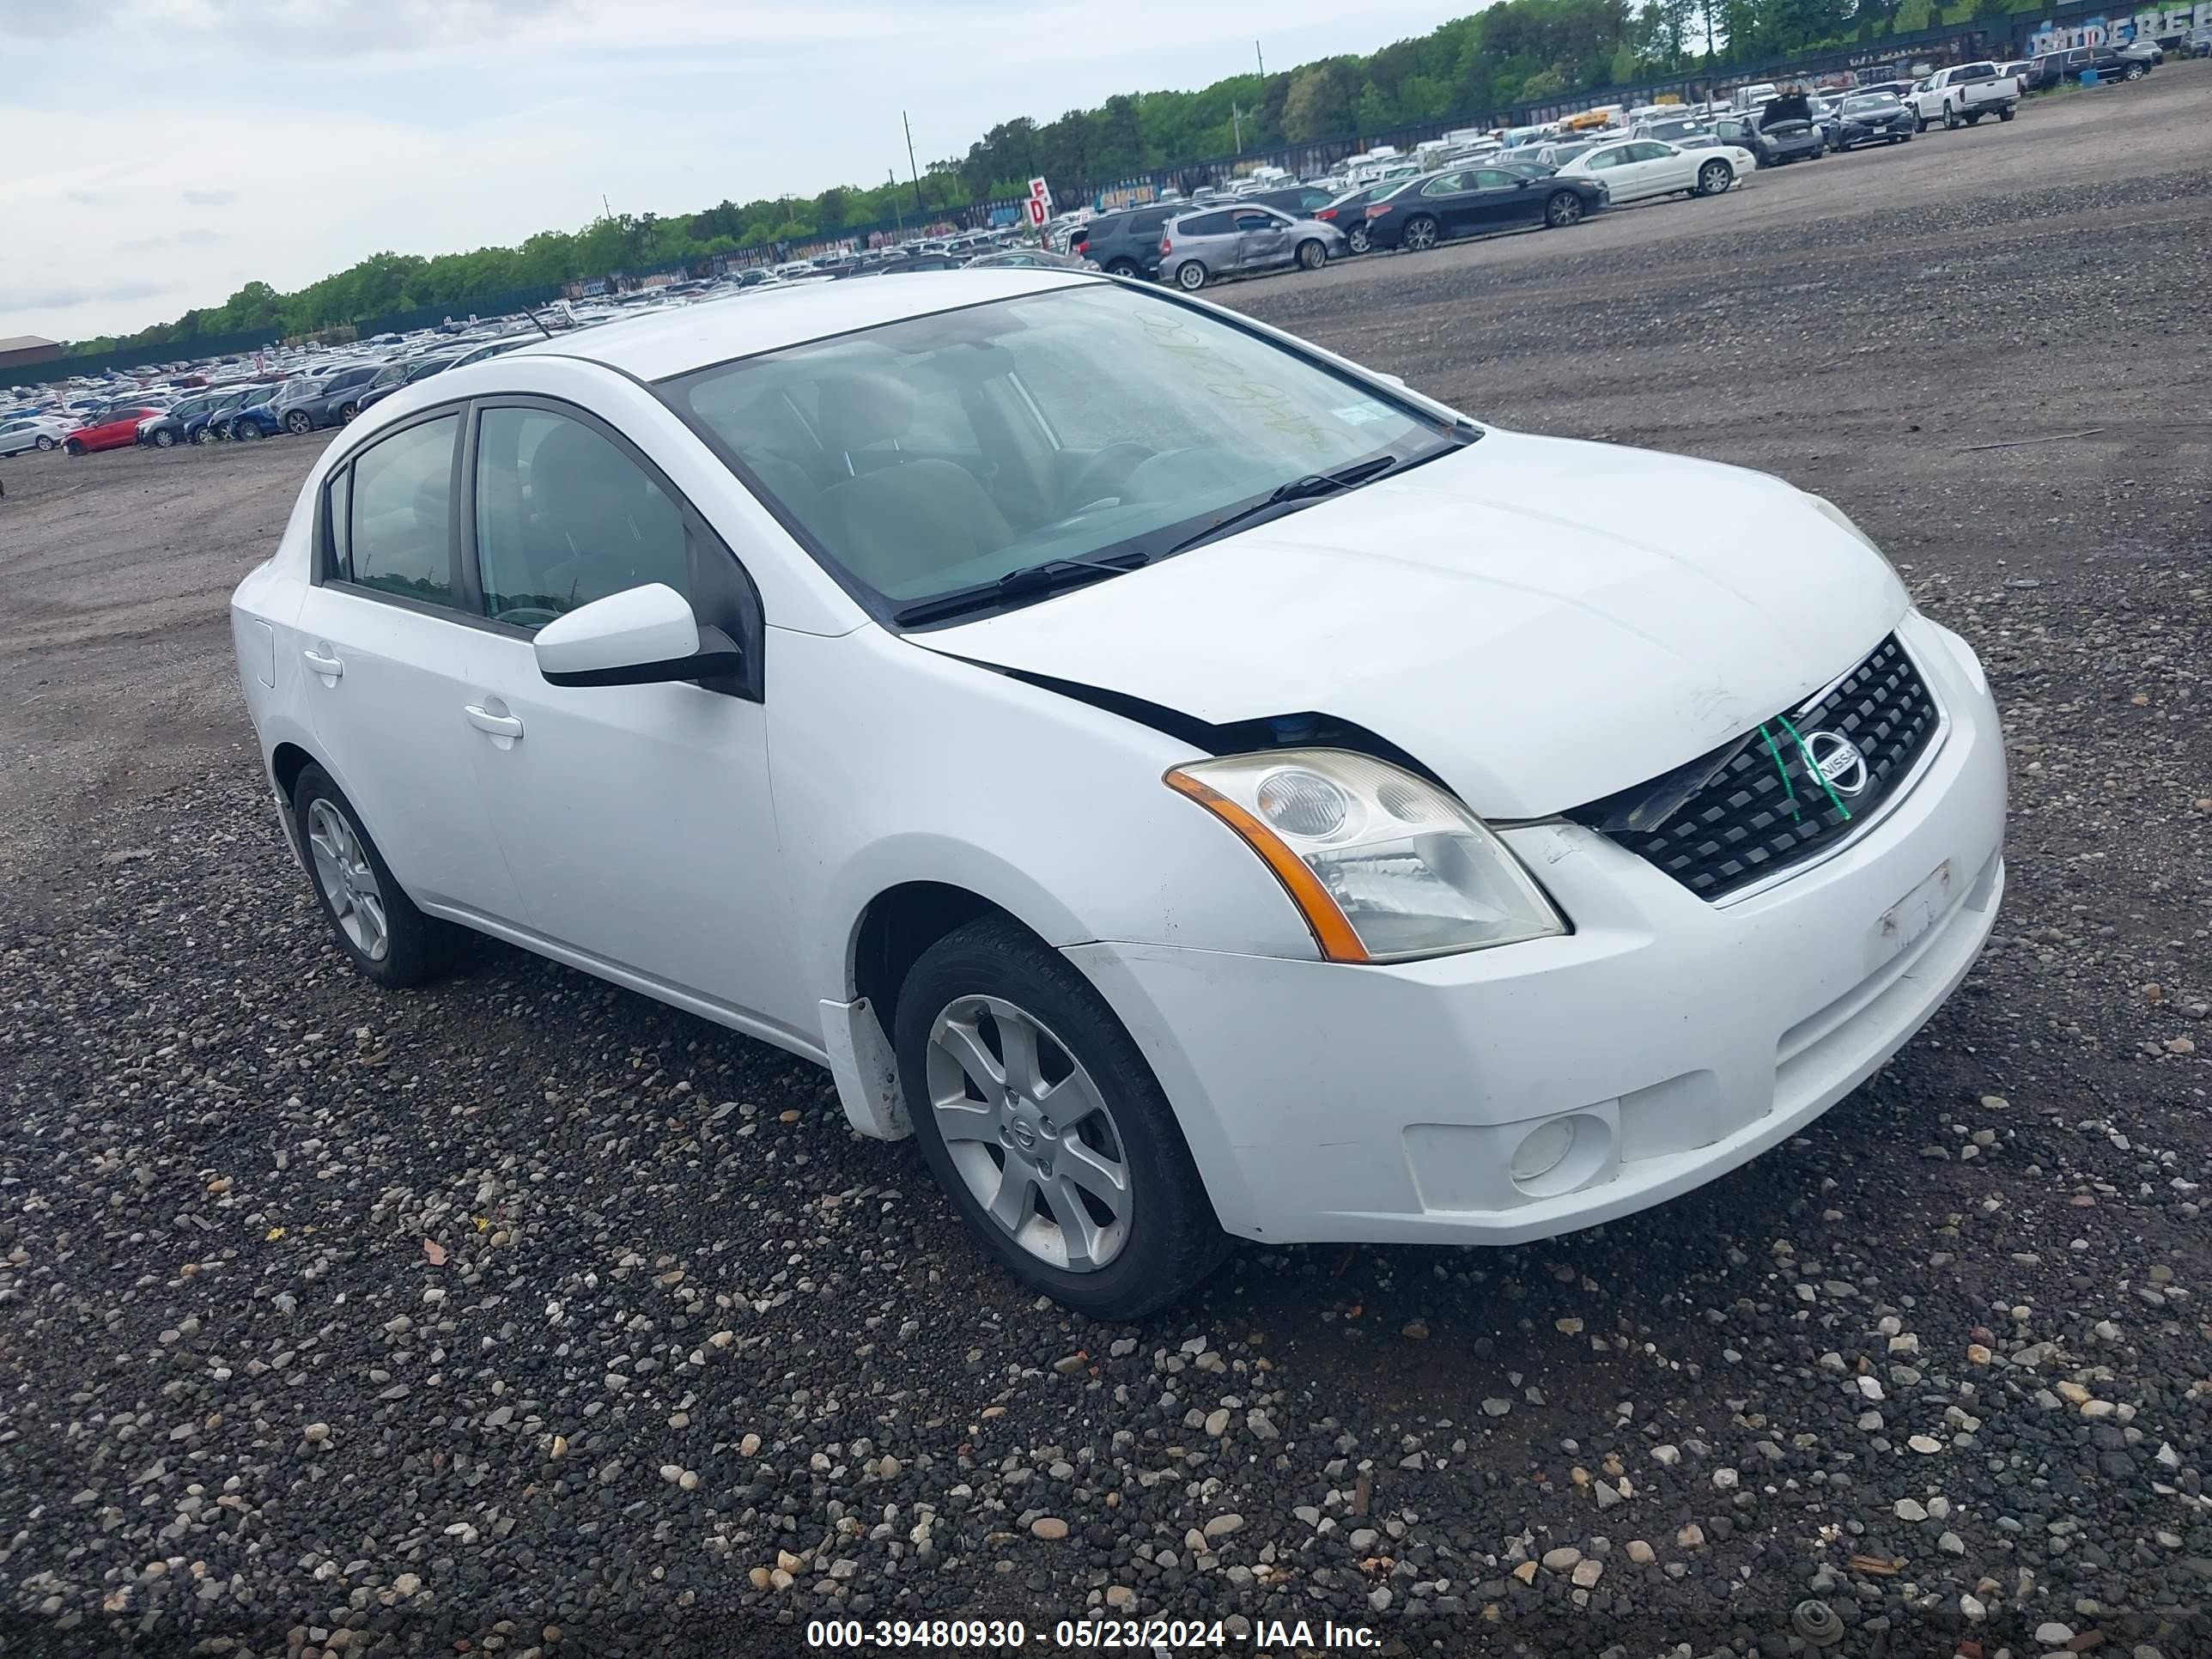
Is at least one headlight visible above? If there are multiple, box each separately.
[1165,750,1566,963]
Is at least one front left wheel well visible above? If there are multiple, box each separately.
[854,882,1020,1041]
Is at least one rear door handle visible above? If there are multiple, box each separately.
[302,649,343,678]
[464,705,525,739]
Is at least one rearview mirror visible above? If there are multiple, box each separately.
[533,583,742,688]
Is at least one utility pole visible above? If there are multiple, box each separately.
[1255,40,1265,77]
[890,168,903,240]
[1231,101,1243,151]
[902,111,925,214]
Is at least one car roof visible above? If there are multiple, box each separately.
[507,269,1096,382]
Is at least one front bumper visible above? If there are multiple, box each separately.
[1069,610,2006,1246]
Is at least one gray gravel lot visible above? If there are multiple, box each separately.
[2,68,2208,1659]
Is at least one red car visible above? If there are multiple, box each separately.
[64,405,161,455]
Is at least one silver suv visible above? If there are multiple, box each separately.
[1157,204,1345,291]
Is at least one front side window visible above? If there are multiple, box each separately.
[1585,148,1625,169]
[664,283,1465,621]
[472,407,689,627]
[344,415,459,605]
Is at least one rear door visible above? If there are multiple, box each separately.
[291,408,528,921]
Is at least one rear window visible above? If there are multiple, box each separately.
[1958,62,1995,79]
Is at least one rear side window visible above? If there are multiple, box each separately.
[1420,172,1466,196]
[1180,211,1236,235]
[343,415,459,605]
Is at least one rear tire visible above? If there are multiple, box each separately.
[1174,259,1208,291]
[34,434,55,451]
[1943,102,1960,128]
[1998,105,2015,119]
[894,915,1229,1319]
[1401,214,1439,252]
[1294,238,1326,270]
[292,763,457,989]
[1696,159,1733,196]
[1346,224,1372,254]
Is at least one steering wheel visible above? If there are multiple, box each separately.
[1121,447,1248,502]
[1060,442,1155,515]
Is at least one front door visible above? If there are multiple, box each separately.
[453,400,807,1041]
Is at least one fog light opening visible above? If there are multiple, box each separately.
[1509,1113,1613,1199]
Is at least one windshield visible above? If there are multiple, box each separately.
[662,283,1465,623]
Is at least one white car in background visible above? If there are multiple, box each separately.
[1558,137,1756,202]
[229,270,2005,1319]
[0,414,70,455]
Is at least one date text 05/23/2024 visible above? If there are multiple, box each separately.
[804,1616,1381,1650]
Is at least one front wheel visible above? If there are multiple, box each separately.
[64,439,85,456]
[1544,190,1584,228]
[1696,159,1734,196]
[1294,238,1326,270]
[237,421,263,441]
[293,763,456,988]
[151,428,177,447]
[193,426,216,445]
[895,916,1229,1319]
[1174,259,1208,291]
[1401,214,1439,252]
[337,401,360,423]
[2124,63,2144,79]
[285,409,314,434]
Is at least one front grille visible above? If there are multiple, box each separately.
[1570,634,1941,900]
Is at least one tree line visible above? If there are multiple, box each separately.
[72,0,2027,356]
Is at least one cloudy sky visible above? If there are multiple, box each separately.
[0,0,1453,343]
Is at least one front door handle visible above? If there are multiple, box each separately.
[302,649,343,679]
[464,704,525,740]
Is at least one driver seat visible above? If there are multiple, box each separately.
[815,460,1012,595]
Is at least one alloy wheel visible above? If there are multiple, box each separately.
[36,435,55,450]
[926,994,1132,1273]
[1699,161,1730,194]
[307,799,391,963]
[286,410,313,433]
[153,428,176,447]
[1547,192,1583,228]
[1346,226,1370,253]
[1404,217,1437,252]
[1176,262,1206,290]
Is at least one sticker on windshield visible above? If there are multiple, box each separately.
[1332,404,1389,424]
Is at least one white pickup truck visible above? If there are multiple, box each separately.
[1908,62,2022,129]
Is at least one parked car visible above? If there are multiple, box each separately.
[1069,204,1178,279]
[1244,185,1344,216]
[1805,95,1844,149]
[1363,164,1607,249]
[1727,94,1826,164]
[225,382,293,441]
[1852,78,1918,100]
[2115,38,2161,65]
[1156,204,1342,290]
[1908,62,2022,128]
[2026,45,2147,86]
[230,271,2008,1319]
[186,387,253,443]
[1832,91,1916,149]
[354,352,466,417]
[1310,185,1387,252]
[1632,114,1712,143]
[1558,137,1755,202]
[269,364,386,432]
[446,335,543,372]
[0,414,68,455]
[63,405,162,455]
[2187,22,2212,55]
[965,248,1097,270]
[137,392,226,447]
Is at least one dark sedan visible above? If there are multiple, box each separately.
[274,362,386,431]
[1714,100,1823,166]
[1832,91,1916,149]
[354,352,466,416]
[1362,163,1607,252]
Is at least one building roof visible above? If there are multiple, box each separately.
[0,335,60,354]
[511,270,1092,383]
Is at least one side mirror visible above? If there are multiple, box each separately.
[533,583,741,688]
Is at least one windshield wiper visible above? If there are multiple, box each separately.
[891,550,1151,626]
[1164,453,1401,557]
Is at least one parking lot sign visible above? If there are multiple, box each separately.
[1024,196,1048,227]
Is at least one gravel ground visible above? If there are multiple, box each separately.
[2,70,2209,1659]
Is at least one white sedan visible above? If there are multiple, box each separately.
[230,270,2005,1319]
[1557,137,1757,201]
[0,414,70,456]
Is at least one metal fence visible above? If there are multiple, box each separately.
[0,325,283,392]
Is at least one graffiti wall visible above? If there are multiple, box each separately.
[2029,1,2211,50]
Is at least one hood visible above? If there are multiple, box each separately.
[911,431,1909,819]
